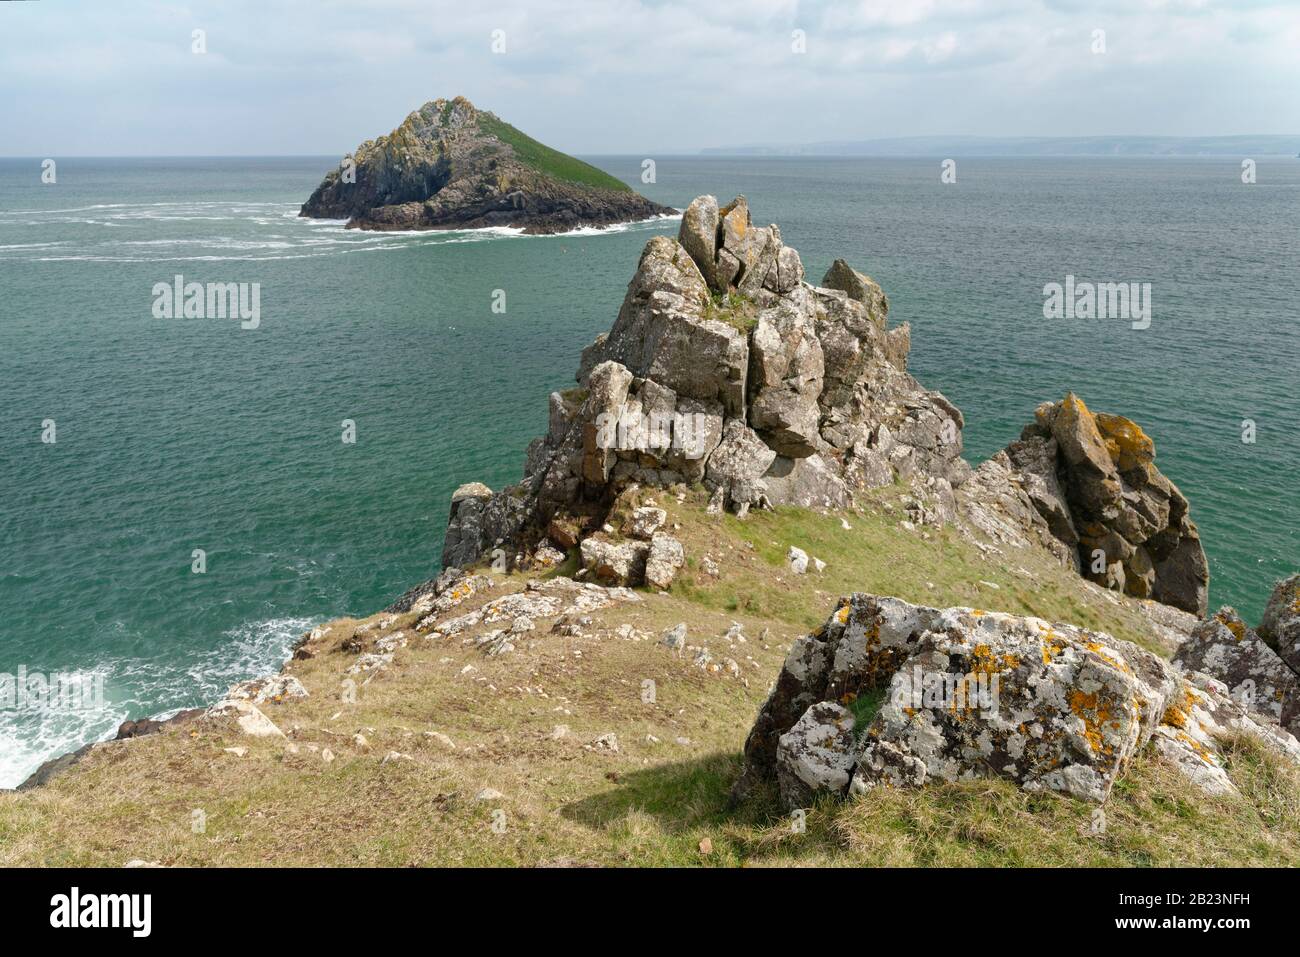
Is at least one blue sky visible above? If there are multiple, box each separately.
[2,0,1298,155]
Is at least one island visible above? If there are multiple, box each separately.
[299,96,674,234]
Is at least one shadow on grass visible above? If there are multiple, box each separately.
[559,750,847,864]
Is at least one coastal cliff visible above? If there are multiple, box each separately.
[5,197,1298,868]
[300,96,673,234]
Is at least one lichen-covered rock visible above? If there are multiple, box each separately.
[965,393,1208,616]
[731,593,1261,809]
[775,702,857,808]
[1173,606,1300,736]
[227,674,309,705]
[1258,574,1300,674]
[579,536,649,586]
[625,506,667,540]
[644,534,684,590]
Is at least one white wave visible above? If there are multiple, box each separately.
[0,616,317,791]
[0,663,123,791]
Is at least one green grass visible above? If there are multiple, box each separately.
[476,113,632,192]
[704,291,757,334]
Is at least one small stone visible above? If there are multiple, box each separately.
[223,746,248,758]
[592,732,620,753]
[787,547,809,574]
[698,837,713,855]
[382,751,413,764]
[322,748,335,763]
[353,733,369,748]
[551,725,570,739]
[661,623,688,651]
[424,731,456,749]
[476,788,505,802]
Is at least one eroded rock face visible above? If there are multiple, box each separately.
[435,194,970,573]
[734,593,1299,810]
[1174,605,1300,737]
[962,393,1208,616]
[1259,574,1300,674]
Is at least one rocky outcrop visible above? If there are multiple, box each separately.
[1174,588,1300,739]
[1259,574,1300,674]
[301,97,672,234]
[439,195,968,574]
[961,393,1208,616]
[733,593,1300,810]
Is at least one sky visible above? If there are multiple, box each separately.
[1,0,1298,156]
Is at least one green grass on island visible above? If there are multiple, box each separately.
[476,113,633,193]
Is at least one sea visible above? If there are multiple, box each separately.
[1,154,1296,787]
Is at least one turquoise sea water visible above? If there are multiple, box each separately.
[1,155,1296,786]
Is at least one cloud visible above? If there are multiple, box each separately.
[0,0,1297,154]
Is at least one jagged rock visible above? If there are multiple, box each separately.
[644,534,684,589]
[822,259,888,322]
[580,237,746,416]
[301,96,672,234]
[748,298,824,457]
[766,245,804,294]
[1156,669,1300,795]
[731,593,1263,809]
[441,483,495,568]
[579,537,648,586]
[678,195,719,289]
[1173,606,1300,736]
[531,540,566,568]
[1259,574,1300,674]
[625,506,667,540]
[437,195,971,565]
[705,419,776,509]
[970,394,1209,615]
[775,702,857,808]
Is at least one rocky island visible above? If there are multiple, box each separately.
[299,96,674,234]
[5,196,1298,869]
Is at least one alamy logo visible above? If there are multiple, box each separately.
[1043,275,1151,330]
[152,275,261,329]
[890,666,1000,714]
[594,409,710,459]
[0,667,105,712]
[50,887,151,937]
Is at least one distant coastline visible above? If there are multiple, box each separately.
[699,134,1300,158]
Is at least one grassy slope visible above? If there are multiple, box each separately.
[476,113,632,193]
[2,487,1297,867]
